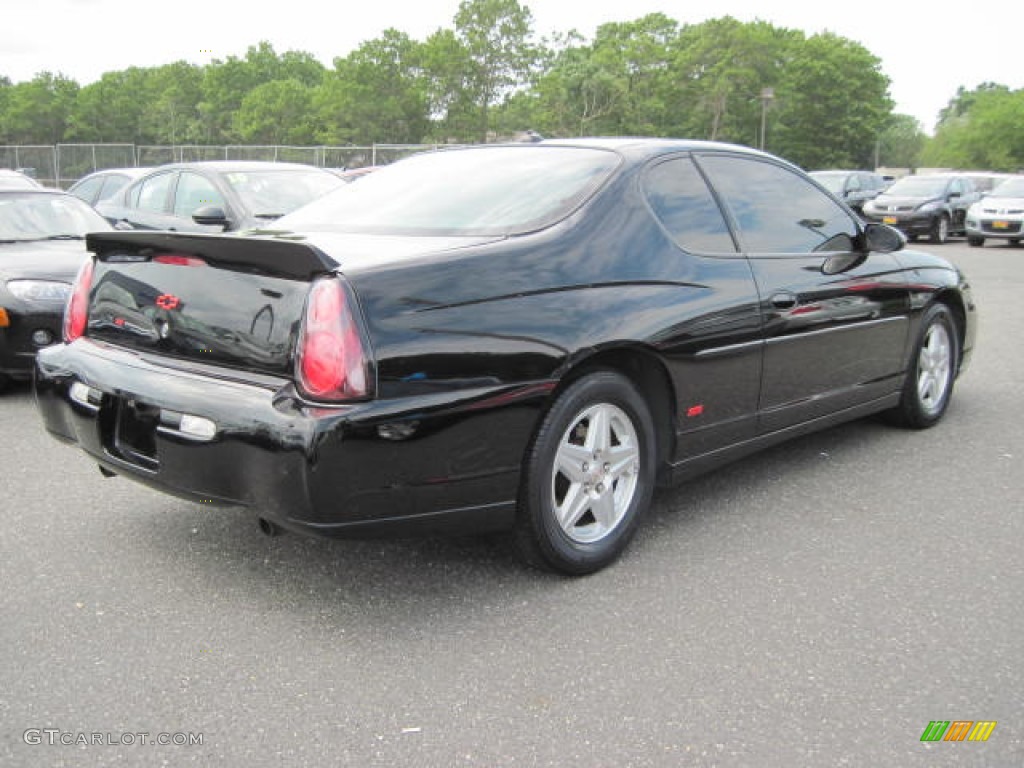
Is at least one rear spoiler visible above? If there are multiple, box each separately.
[86,231,337,281]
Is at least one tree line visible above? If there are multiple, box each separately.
[0,0,1019,171]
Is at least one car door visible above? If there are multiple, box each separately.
[640,155,763,459]
[947,177,975,230]
[695,152,911,434]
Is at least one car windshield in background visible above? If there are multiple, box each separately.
[0,193,110,242]
[991,178,1024,197]
[276,146,622,236]
[223,169,345,219]
[885,177,949,197]
[810,172,846,195]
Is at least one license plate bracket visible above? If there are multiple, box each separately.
[111,397,160,469]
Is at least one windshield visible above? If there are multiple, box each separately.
[275,145,621,236]
[223,169,344,218]
[884,176,950,197]
[991,178,1024,198]
[0,192,110,242]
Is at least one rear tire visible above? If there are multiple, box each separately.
[888,303,958,429]
[514,371,656,575]
[967,235,984,247]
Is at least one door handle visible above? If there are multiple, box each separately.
[770,292,797,309]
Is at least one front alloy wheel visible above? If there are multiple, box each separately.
[889,303,958,428]
[930,214,949,244]
[515,371,655,575]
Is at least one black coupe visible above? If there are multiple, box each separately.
[35,139,976,574]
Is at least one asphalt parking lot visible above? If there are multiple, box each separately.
[1,240,1021,767]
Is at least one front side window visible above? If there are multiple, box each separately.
[643,157,736,254]
[698,155,858,254]
[174,172,225,217]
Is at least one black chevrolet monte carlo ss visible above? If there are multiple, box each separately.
[35,139,977,574]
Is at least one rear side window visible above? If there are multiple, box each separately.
[69,175,104,204]
[97,174,130,203]
[134,172,175,213]
[643,157,737,254]
[698,155,858,253]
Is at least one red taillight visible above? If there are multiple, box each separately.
[296,277,372,401]
[153,254,207,267]
[63,258,95,342]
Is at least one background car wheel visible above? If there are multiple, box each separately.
[967,236,985,247]
[888,303,959,429]
[514,370,656,575]
[930,215,949,244]
[1011,239,1021,247]
[0,374,8,393]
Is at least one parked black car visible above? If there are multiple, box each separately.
[861,173,981,243]
[95,161,344,233]
[809,169,888,214]
[0,189,113,390]
[35,139,976,574]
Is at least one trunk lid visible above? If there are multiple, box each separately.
[84,231,336,376]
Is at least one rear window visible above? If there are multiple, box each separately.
[275,146,621,236]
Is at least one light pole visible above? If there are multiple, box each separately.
[759,87,775,150]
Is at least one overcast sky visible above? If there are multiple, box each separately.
[3,0,1022,134]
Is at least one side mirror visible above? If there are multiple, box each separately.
[863,222,905,253]
[192,205,230,228]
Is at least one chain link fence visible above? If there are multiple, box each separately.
[1,143,454,188]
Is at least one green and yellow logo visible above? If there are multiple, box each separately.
[920,721,997,742]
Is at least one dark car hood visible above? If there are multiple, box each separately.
[0,239,89,281]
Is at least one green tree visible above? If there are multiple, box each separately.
[198,41,325,143]
[3,72,79,144]
[923,86,1024,171]
[315,29,430,145]
[877,113,925,169]
[144,62,205,144]
[671,17,798,143]
[233,79,316,144]
[770,32,892,168]
[451,0,538,141]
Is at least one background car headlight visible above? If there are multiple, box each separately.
[916,201,942,212]
[5,279,73,302]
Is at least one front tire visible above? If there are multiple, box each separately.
[514,371,656,575]
[930,214,949,244]
[967,235,984,247]
[888,303,959,429]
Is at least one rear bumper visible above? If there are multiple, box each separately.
[35,340,546,537]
